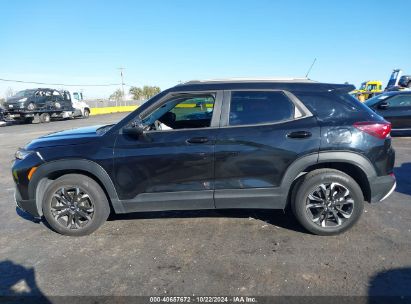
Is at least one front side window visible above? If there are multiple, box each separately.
[229,91,295,126]
[387,95,411,107]
[143,94,215,130]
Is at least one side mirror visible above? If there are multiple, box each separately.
[378,102,389,109]
[122,119,145,137]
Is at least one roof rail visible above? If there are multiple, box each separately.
[179,77,316,85]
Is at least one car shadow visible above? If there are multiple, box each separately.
[109,208,307,233]
[15,207,42,224]
[368,267,411,303]
[393,162,411,196]
[0,260,51,303]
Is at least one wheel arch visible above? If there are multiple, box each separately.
[29,159,123,216]
[281,151,376,207]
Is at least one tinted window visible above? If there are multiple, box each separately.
[365,93,391,107]
[295,92,378,122]
[229,91,294,126]
[387,95,411,107]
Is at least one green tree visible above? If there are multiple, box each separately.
[142,86,161,99]
[129,86,144,100]
[109,89,123,102]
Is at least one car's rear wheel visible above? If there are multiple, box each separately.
[292,169,364,235]
[42,174,110,236]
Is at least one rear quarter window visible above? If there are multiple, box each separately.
[294,92,380,123]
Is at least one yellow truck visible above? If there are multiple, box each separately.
[351,80,383,102]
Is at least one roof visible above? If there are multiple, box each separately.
[170,78,354,93]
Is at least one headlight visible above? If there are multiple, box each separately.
[15,149,34,160]
[18,97,28,102]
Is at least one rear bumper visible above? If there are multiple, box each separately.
[370,175,396,203]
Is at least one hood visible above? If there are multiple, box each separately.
[5,96,25,104]
[25,125,105,150]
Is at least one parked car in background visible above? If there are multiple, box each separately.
[0,106,6,127]
[385,69,411,91]
[4,88,90,123]
[12,79,395,236]
[365,91,411,131]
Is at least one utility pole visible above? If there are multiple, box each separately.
[117,67,125,106]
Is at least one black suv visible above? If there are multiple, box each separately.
[4,88,73,122]
[12,79,396,236]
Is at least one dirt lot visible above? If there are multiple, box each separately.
[0,113,410,298]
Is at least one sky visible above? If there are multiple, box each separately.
[1,0,410,99]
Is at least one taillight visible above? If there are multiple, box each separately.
[353,121,392,139]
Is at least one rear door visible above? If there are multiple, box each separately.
[214,90,320,209]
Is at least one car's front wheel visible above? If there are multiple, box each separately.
[292,169,364,235]
[42,174,110,236]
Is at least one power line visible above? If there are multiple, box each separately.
[0,78,125,87]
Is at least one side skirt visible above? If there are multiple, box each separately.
[116,188,285,213]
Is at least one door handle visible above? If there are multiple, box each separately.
[187,137,209,144]
[287,131,312,139]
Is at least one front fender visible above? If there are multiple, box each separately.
[29,159,123,216]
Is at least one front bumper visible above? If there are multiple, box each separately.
[370,174,396,203]
[14,187,41,218]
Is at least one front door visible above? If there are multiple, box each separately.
[113,91,222,212]
[214,90,321,209]
[375,94,411,129]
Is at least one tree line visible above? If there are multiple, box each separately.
[109,85,161,102]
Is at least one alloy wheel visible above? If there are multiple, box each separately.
[50,187,94,229]
[305,182,354,228]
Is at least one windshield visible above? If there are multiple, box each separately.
[12,90,35,98]
[365,93,391,107]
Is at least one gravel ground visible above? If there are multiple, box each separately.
[0,114,410,298]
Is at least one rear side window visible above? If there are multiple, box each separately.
[229,91,295,126]
[294,92,377,122]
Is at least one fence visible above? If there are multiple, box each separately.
[85,99,147,108]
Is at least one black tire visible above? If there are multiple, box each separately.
[83,109,90,119]
[407,82,411,89]
[39,113,51,123]
[291,169,364,236]
[42,174,110,236]
[24,117,34,124]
